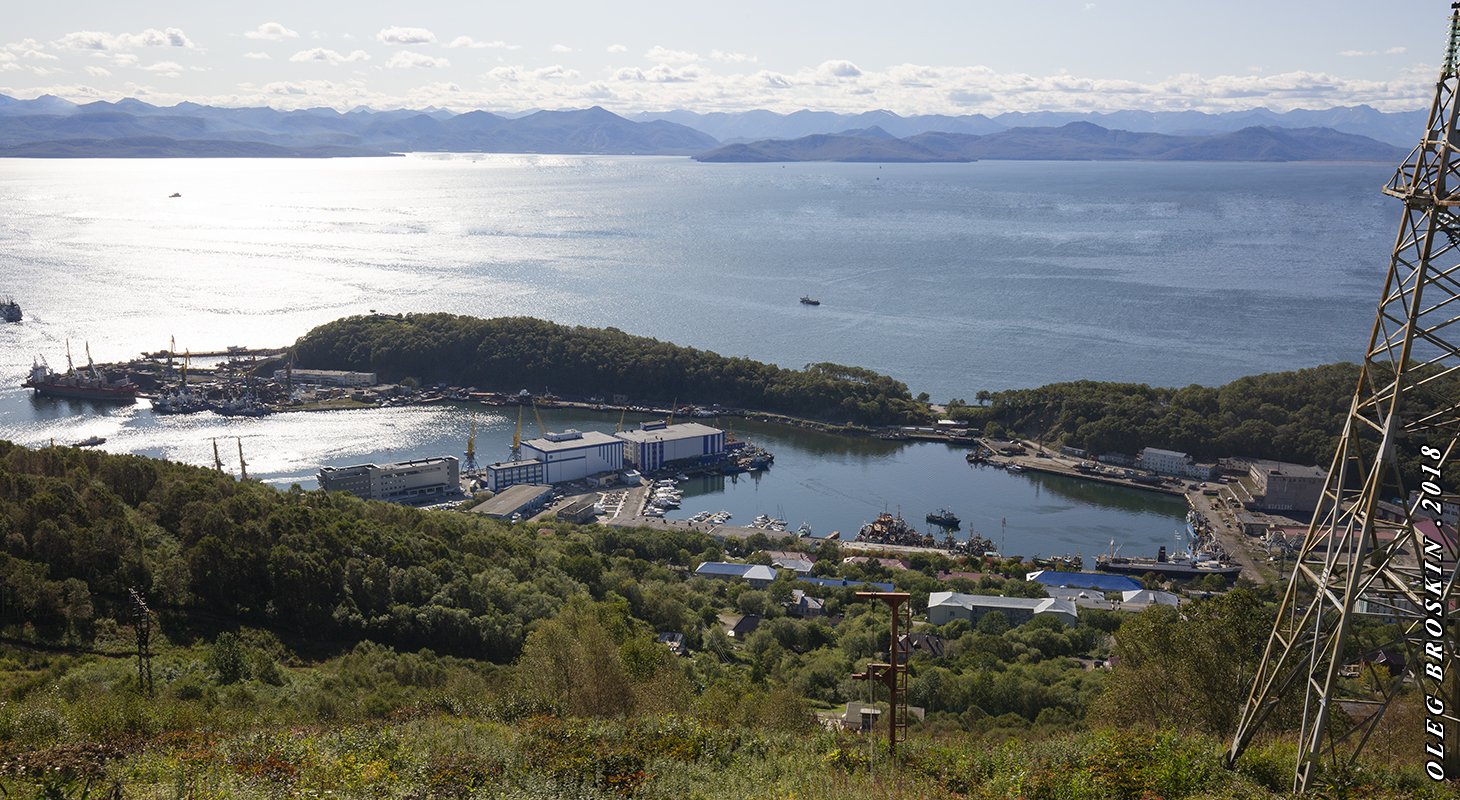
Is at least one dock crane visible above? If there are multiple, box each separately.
[668,397,677,426]
[464,415,478,471]
[236,438,248,481]
[212,438,223,472]
[532,400,547,437]
[615,407,626,433]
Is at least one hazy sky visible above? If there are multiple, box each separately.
[0,1,1449,114]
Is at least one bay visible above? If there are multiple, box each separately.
[0,155,1394,557]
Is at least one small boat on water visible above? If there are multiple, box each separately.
[926,508,961,528]
[70,435,106,448]
[0,297,20,323]
[799,296,821,306]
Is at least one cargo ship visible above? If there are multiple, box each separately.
[24,343,138,403]
[1095,543,1241,582]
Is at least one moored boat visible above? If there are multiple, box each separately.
[0,297,20,323]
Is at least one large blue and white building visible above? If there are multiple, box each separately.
[615,421,725,473]
[520,429,625,484]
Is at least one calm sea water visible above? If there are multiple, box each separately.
[0,155,1398,555]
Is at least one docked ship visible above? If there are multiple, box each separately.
[24,343,138,403]
[0,297,20,323]
[1095,543,1242,582]
[856,512,934,547]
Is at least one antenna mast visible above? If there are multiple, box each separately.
[1229,4,1460,790]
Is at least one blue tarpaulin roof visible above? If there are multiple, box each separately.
[1026,570,1141,592]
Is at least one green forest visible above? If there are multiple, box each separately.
[291,313,933,426]
[0,442,1448,797]
[949,362,1367,466]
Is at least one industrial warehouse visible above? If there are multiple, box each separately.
[482,420,731,492]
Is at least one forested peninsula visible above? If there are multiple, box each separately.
[292,313,933,426]
[954,363,1368,466]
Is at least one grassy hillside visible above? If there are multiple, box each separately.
[0,443,1448,798]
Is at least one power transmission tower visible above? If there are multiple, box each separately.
[1228,4,1460,790]
[129,587,154,696]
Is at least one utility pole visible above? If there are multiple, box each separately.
[850,591,911,761]
[1229,4,1460,790]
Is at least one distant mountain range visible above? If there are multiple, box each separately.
[634,105,1427,148]
[0,93,1423,161]
[694,122,1408,163]
[0,95,716,157]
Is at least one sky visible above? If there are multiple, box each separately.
[0,1,1450,115]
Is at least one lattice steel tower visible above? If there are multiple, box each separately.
[1228,4,1460,790]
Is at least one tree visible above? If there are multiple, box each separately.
[1090,590,1279,736]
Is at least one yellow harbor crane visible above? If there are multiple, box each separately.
[464,415,478,471]
[532,400,547,437]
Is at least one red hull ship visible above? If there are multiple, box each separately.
[25,344,137,403]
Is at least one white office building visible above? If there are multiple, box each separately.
[927,591,1078,626]
[520,429,624,484]
[318,456,460,503]
[273,368,378,387]
[615,421,725,473]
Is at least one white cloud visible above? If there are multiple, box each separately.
[1386,47,1407,55]
[614,64,702,83]
[709,50,756,64]
[244,52,271,60]
[55,28,196,51]
[386,51,449,69]
[83,65,110,77]
[607,43,628,54]
[819,60,862,79]
[377,27,436,45]
[290,48,371,65]
[140,61,184,77]
[551,43,573,54]
[644,45,698,64]
[489,64,579,82]
[244,22,298,41]
[447,36,516,50]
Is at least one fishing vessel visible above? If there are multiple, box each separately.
[70,435,106,448]
[24,342,137,403]
[0,297,20,322]
[799,296,821,306]
[926,508,961,527]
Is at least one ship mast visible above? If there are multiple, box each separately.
[65,339,74,375]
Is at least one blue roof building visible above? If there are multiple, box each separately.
[1026,570,1141,593]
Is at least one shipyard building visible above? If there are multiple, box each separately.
[318,456,460,503]
[272,368,377,387]
[522,429,625,483]
[1248,460,1326,513]
[615,421,725,473]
